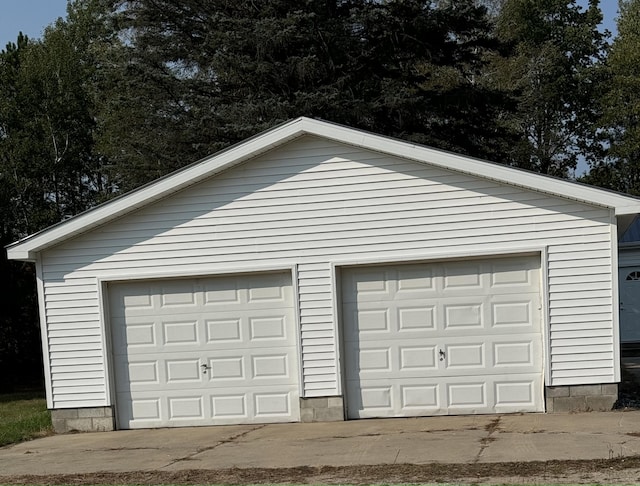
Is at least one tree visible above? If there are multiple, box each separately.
[0,14,111,390]
[490,0,608,177]
[94,0,516,191]
[584,0,640,194]
[0,34,44,390]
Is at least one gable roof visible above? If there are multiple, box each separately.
[8,116,640,261]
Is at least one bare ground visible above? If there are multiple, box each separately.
[3,458,640,485]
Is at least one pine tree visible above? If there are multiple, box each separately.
[585,0,640,194]
[490,0,608,176]
[96,0,516,190]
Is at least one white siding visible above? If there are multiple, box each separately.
[40,136,616,408]
[42,277,107,407]
[297,262,336,396]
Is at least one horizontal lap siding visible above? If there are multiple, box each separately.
[43,276,107,408]
[297,263,336,396]
[548,240,615,385]
[41,135,615,406]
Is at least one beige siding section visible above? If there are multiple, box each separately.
[41,135,616,407]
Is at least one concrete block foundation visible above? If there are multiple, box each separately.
[51,407,115,433]
[300,396,345,422]
[545,384,618,413]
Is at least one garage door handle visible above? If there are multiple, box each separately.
[201,363,211,374]
[439,349,445,361]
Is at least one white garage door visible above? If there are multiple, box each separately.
[342,255,543,418]
[109,272,300,429]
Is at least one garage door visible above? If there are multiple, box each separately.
[342,255,543,418]
[109,272,300,429]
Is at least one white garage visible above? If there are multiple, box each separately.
[341,255,543,418]
[109,272,300,428]
[7,117,640,432]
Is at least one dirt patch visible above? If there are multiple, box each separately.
[3,458,640,485]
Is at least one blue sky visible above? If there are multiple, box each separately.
[0,0,68,48]
[0,1,622,49]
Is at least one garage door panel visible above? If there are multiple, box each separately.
[398,305,436,330]
[491,259,538,282]
[343,268,392,299]
[494,379,538,409]
[168,395,205,420]
[114,318,293,356]
[343,268,439,304]
[166,358,204,383]
[114,358,163,392]
[400,384,440,411]
[162,319,200,345]
[110,272,299,429]
[121,347,297,387]
[346,339,438,378]
[492,337,541,369]
[346,336,541,379]
[353,383,394,414]
[109,286,154,318]
[443,301,483,329]
[342,255,543,419]
[490,297,538,329]
[444,343,485,369]
[158,281,199,307]
[397,267,436,293]
[111,317,156,350]
[211,394,248,419]
[118,386,299,428]
[250,353,294,380]
[206,317,242,342]
[343,305,437,338]
[345,295,539,338]
[446,381,487,409]
[443,261,483,290]
[348,373,542,418]
[400,345,438,371]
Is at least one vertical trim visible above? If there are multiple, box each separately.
[35,255,54,409]
[541,247,552,387]
[331,262,343,396]
[612,212,621,383]
[97,279,115,409]
[292,264,305,399]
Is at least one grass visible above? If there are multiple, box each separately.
[0,390,53,447]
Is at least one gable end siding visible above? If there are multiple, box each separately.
[39,136,616,408]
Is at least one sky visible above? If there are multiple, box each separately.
[0,0,68,48]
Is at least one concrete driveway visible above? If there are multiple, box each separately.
[1,411,640,476]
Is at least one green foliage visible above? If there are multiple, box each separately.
[96,0,515,191]
[490,0,607,176]
[0,14,113,390]
[585,0,640,194]
[0,391,52,446]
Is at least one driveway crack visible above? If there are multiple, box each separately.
[473,416,501,464]
[160,424,266,469]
